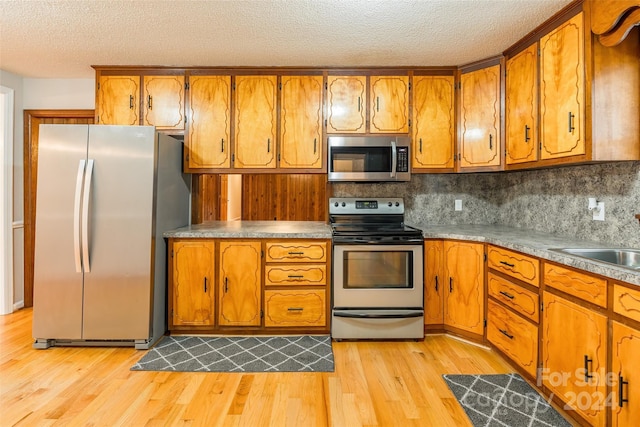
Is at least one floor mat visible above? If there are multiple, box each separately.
[443,373,572,427]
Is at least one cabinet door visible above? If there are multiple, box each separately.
[96,75,140,125]
[326,75,366,133]
[542,291,607,427]
[143,75,185,129]
[424,240,445,325]
[506,44,538,165]
[412,76,455,169]
[459,65,501,169]
[186,75,231,169]
[611,321,640,427]
[171,241,215,326]
[443,241,484,334]
[370,76,409,133]
[280,75,323,169]
[234,75,277,168]
[540,12,585,160]
[218,241,262,326]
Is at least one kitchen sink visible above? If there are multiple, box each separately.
[551,248,640,270]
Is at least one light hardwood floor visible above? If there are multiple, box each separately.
[1,308,516,426]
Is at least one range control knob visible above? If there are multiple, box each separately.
[388,202,393,207]
[395,202,400,207]
[341,202,346,207]
[334,202,339,207]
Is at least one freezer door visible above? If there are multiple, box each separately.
[33,124,88,340]
[82,125,156,340]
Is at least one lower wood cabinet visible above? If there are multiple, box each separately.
[218,241,262,326]
[611,321,640,427]
[264,290,326,327]
[542,291,607,427]
[424,239,484,337]
[170,240,215,326]
[168,238,330,334]
[487,299,538,378]
[443,241,485,335]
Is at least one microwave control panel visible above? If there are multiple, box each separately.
[397,147,409,172]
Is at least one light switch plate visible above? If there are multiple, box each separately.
[455,200,462,211]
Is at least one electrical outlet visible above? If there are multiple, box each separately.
[455,199,462,211]
[593,202,605,221]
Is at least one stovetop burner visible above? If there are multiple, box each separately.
[329,197,423,243]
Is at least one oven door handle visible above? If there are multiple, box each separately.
[333,310,423,319]
[390,140,397,179]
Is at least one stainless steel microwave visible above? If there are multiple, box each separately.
[327,136,411,182]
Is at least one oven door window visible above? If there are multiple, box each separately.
[343,251,413,289]
[330,147,391,173]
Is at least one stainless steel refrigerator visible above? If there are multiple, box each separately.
[32,125,190,349]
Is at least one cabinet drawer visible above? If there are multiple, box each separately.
[613,284,640,323]
[264,290,326,327]
[487,246,540,286]
[544,263,607,307]
[266,242,327,263]
[488,273,539,323]
[487,299,538,378]
[265,265,327,286]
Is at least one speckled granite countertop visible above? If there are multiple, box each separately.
[164,221,332,239]
[415,223,640,287]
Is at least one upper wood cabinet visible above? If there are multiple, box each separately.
[218,241,262,326]
[326,75,367,133]
[506,9,639,168]
[505,44,538,165]
[539,13,585,160]
[170,240,215,327]
[142,75,185,129]
[279,75,323,169]
[96,75,140,125]
[443,241,485,335]
[369,76,409,133]
[327,74,409,134]
[459,63,502,171]
[412,75,455,170]
[186,75,231,170]
[590,0,640,46]
[233,75,277,169]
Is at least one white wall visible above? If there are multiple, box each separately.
[0,71,95,311]
[23,78,95,109]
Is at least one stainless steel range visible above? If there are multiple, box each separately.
[330,197,424,340]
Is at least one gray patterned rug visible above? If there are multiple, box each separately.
[443,373,572,427]
[131,335,334,372]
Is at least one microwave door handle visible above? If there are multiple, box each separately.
[390,140,397,178]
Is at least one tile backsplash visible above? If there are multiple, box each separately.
[331,161,640,248]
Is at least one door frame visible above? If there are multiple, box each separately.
[1,86,14,314]
[23,109,94,307]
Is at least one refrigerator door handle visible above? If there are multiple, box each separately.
[73,159,86,273]
[81,159,94,272]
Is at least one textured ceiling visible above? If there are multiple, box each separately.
[0,0,572,79]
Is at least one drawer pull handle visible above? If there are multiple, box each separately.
[129,95,134,109]
[619,375,629,407]
[435,276,438,292]
[221,138,225,153]
[584,355,594,382]
[204,277,207,293]
[287,307,304,312]
[224,277,229,293]
[288,251,305,255]
[287,275,304,279]
[499,329,514,339]
[449,277,453,293]
[500,260,515,268]
[568,111,575,133]
[148,95,153,110]
[524,125,530,142]
[499,290,515,300]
